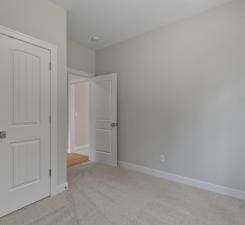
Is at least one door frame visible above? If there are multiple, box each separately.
[0,25,59,196]
[67,68,95,161]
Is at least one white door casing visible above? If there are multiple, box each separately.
[68,82,75,153]
[0,34,51,217]
[93,73,117,166]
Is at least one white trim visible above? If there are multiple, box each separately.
[69,145,90,155]
[54,183,68,195]
[50,47,59,196]
[0,25,56,51]
[73,144,90,152]
[0,25,60,197]
[67,67,94,78]
[119,161,245,201]
[72,145,90,158]
[89,79,95,162]
[68,82,75,154]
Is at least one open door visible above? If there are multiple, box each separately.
[92,73,117,166]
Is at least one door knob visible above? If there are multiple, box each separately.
[0,131,7,139]
[111,123,118,127]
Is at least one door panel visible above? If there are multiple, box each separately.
[93,74,117,166]
[95,129,112,153]
[11,50,40,125]
[95,80,112,120]
[11,139,40,189]
[0,34,51,217]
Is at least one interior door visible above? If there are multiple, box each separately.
[93,73,117,166]
[0,34,51,217]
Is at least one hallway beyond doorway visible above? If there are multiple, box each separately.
[67,153,89,168]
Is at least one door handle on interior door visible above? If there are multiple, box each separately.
[111,123,118,127]
[0,131,7,139]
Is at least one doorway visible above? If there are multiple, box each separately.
[66,70,118,169]
[68,71,91,167]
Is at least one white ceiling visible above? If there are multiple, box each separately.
[50,0,232,49]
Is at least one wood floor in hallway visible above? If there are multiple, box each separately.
[67,153,89,168]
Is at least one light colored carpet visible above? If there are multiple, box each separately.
[0,163,245,225]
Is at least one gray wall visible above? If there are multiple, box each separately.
[0,0,67,185]
[97,0,245,191]
[68,40,96,74]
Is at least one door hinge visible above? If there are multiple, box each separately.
[49,115,51,124]
[49,169,52,177]
[49,62,52,71]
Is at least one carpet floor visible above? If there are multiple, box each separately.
[0,163,245,225]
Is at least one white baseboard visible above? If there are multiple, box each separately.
[118,161,245,201]
[73,145,89,153]
[53,182,68,196]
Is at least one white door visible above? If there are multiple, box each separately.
[0,34,51,217]
[93,74,117,166]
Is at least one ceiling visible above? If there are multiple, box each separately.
[50,0,232,49]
